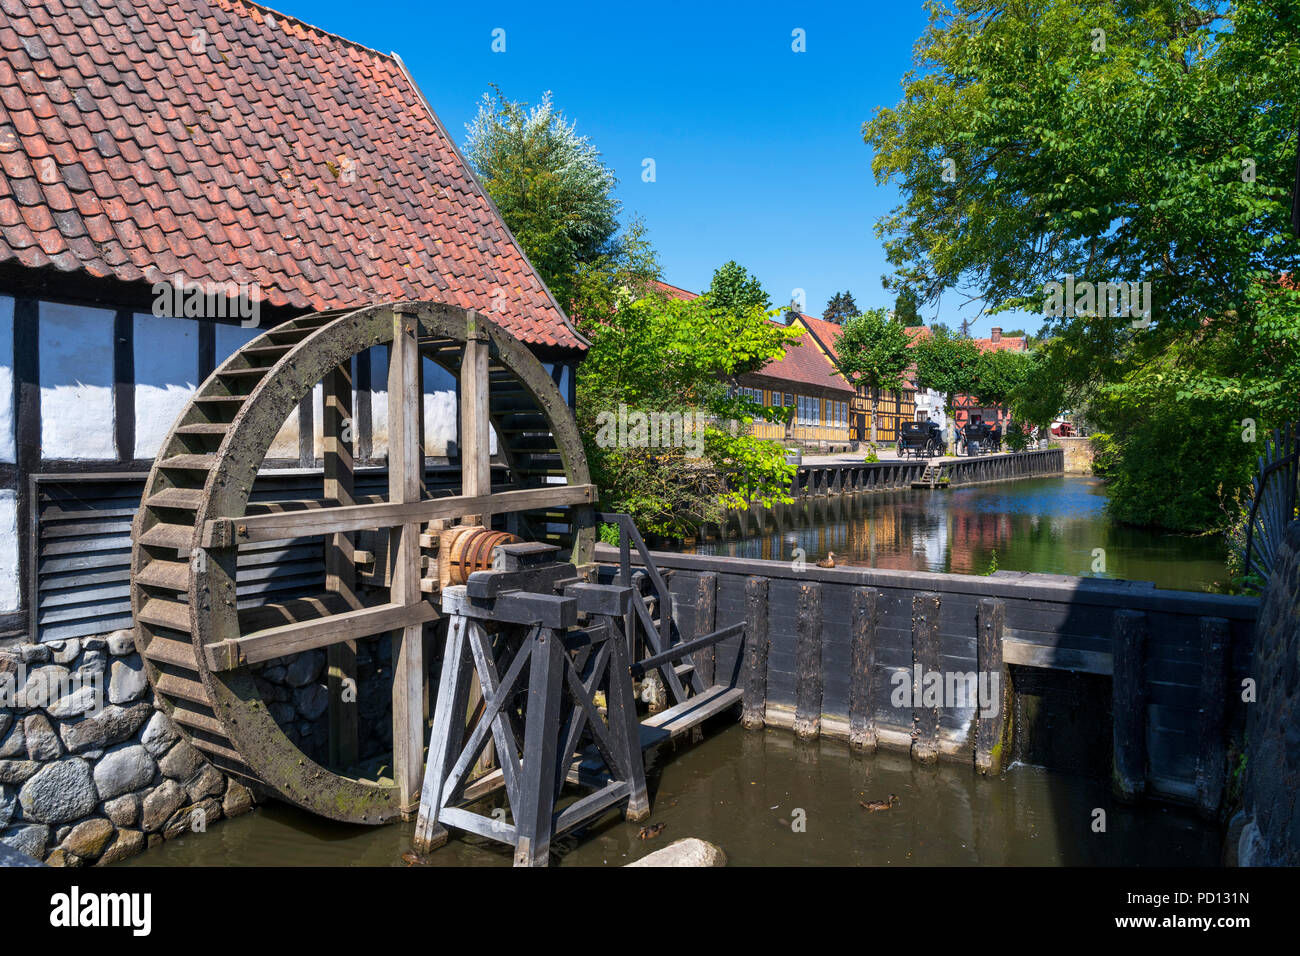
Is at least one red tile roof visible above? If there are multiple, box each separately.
[746,320,853,394]
[651,279,698,302]
[794,312,844,361]
[0,0,583,350]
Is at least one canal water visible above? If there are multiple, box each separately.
[687,476,1231,593]
[120,723,1220,867]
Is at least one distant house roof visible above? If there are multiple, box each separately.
[0,0,583,350]
[651,279,699,302]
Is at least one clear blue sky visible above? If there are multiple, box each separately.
[267,0,1034,336]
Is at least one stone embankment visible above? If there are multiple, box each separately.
[0,632,253,865]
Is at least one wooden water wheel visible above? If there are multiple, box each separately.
[129,302,595,824]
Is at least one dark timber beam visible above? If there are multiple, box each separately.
[1111,609,1148,802]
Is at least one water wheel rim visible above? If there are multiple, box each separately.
[130,301,593,823]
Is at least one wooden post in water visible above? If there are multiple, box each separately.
[742,576,769,729]
[1196,616,1230,818]
[695,572,717,686]
[911,592,941,763]
[323,361,360,768]
[975,597,1010,774]
[792,582,823,739]
[849,586,880,751]
[1111,609,1148,802]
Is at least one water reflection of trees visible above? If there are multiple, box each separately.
[685,478,1228,591]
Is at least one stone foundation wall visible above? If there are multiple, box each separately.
[1056,436,1096,474]
[0,632,254,866]
[251,635,394,767]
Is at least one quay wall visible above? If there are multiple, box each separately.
[1056,437,1097,475]
[596,544,1259,813]
[791,447,1063,498]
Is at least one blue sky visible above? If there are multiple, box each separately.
[268,0,1035,336]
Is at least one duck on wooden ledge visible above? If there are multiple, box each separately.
[860,794,899,812]
[815,552,837,569]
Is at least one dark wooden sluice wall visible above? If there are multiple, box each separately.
[595,546,1258,812]
[792,447,1064,498]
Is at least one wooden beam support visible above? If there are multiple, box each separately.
[848,586,879,752]
[792,582,823,739]
[911,592,941,763]
[1111,609,1148,802]
[389,308,426,818]
[741,576,769,730]
[975,597,1010,774]
[323,361,359,768]
[460,313,491,526]
[204,601,439,670]
[694,571,717,687]
[201,484,598,546]
[1195,616,1230,818]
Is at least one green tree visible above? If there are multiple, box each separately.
[706,261,770,314]
[834,309,914,442]
[823,290,859,323]
[911,325,981,413]
[577,286,800,535]
[864,0,1300,530]
[464,88,622,308]
[1010,342,1076,433]
[893,287,922,326]
[971,348,1032,408]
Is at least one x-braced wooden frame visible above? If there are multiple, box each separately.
[415,604,649,866]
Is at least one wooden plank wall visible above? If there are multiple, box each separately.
[597,545,1258,810]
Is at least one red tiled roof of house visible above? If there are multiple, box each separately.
[975,334,1028,353]
[747,320,854,394]
[0,0,583,349]
[651,279,698,302]
[794,312,845,361]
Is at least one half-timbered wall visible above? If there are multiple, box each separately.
[0,292,577,643]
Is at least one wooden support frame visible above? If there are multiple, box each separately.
[323,361,360,767]
[415,605,650,867]
[201,484,597,546]
[389,308,426,817]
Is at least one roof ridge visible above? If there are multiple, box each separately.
[214,0,395,62]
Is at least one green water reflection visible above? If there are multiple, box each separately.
[688,476,1230,593]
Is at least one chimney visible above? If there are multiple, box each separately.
[990,327,1001,343]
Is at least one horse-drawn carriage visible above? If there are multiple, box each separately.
[961,420,1002,456]
[900,420,945,459]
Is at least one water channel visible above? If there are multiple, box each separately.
[121,474,1227,866]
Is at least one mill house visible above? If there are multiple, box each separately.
[0,0,586,644]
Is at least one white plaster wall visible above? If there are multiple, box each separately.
[214,323,260,363]
[0,489,17,612]
[370,346,388,459]
[39,302,115,459]
[133,313,197,458]
[423,358,457,457]
[0,295,13,463]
